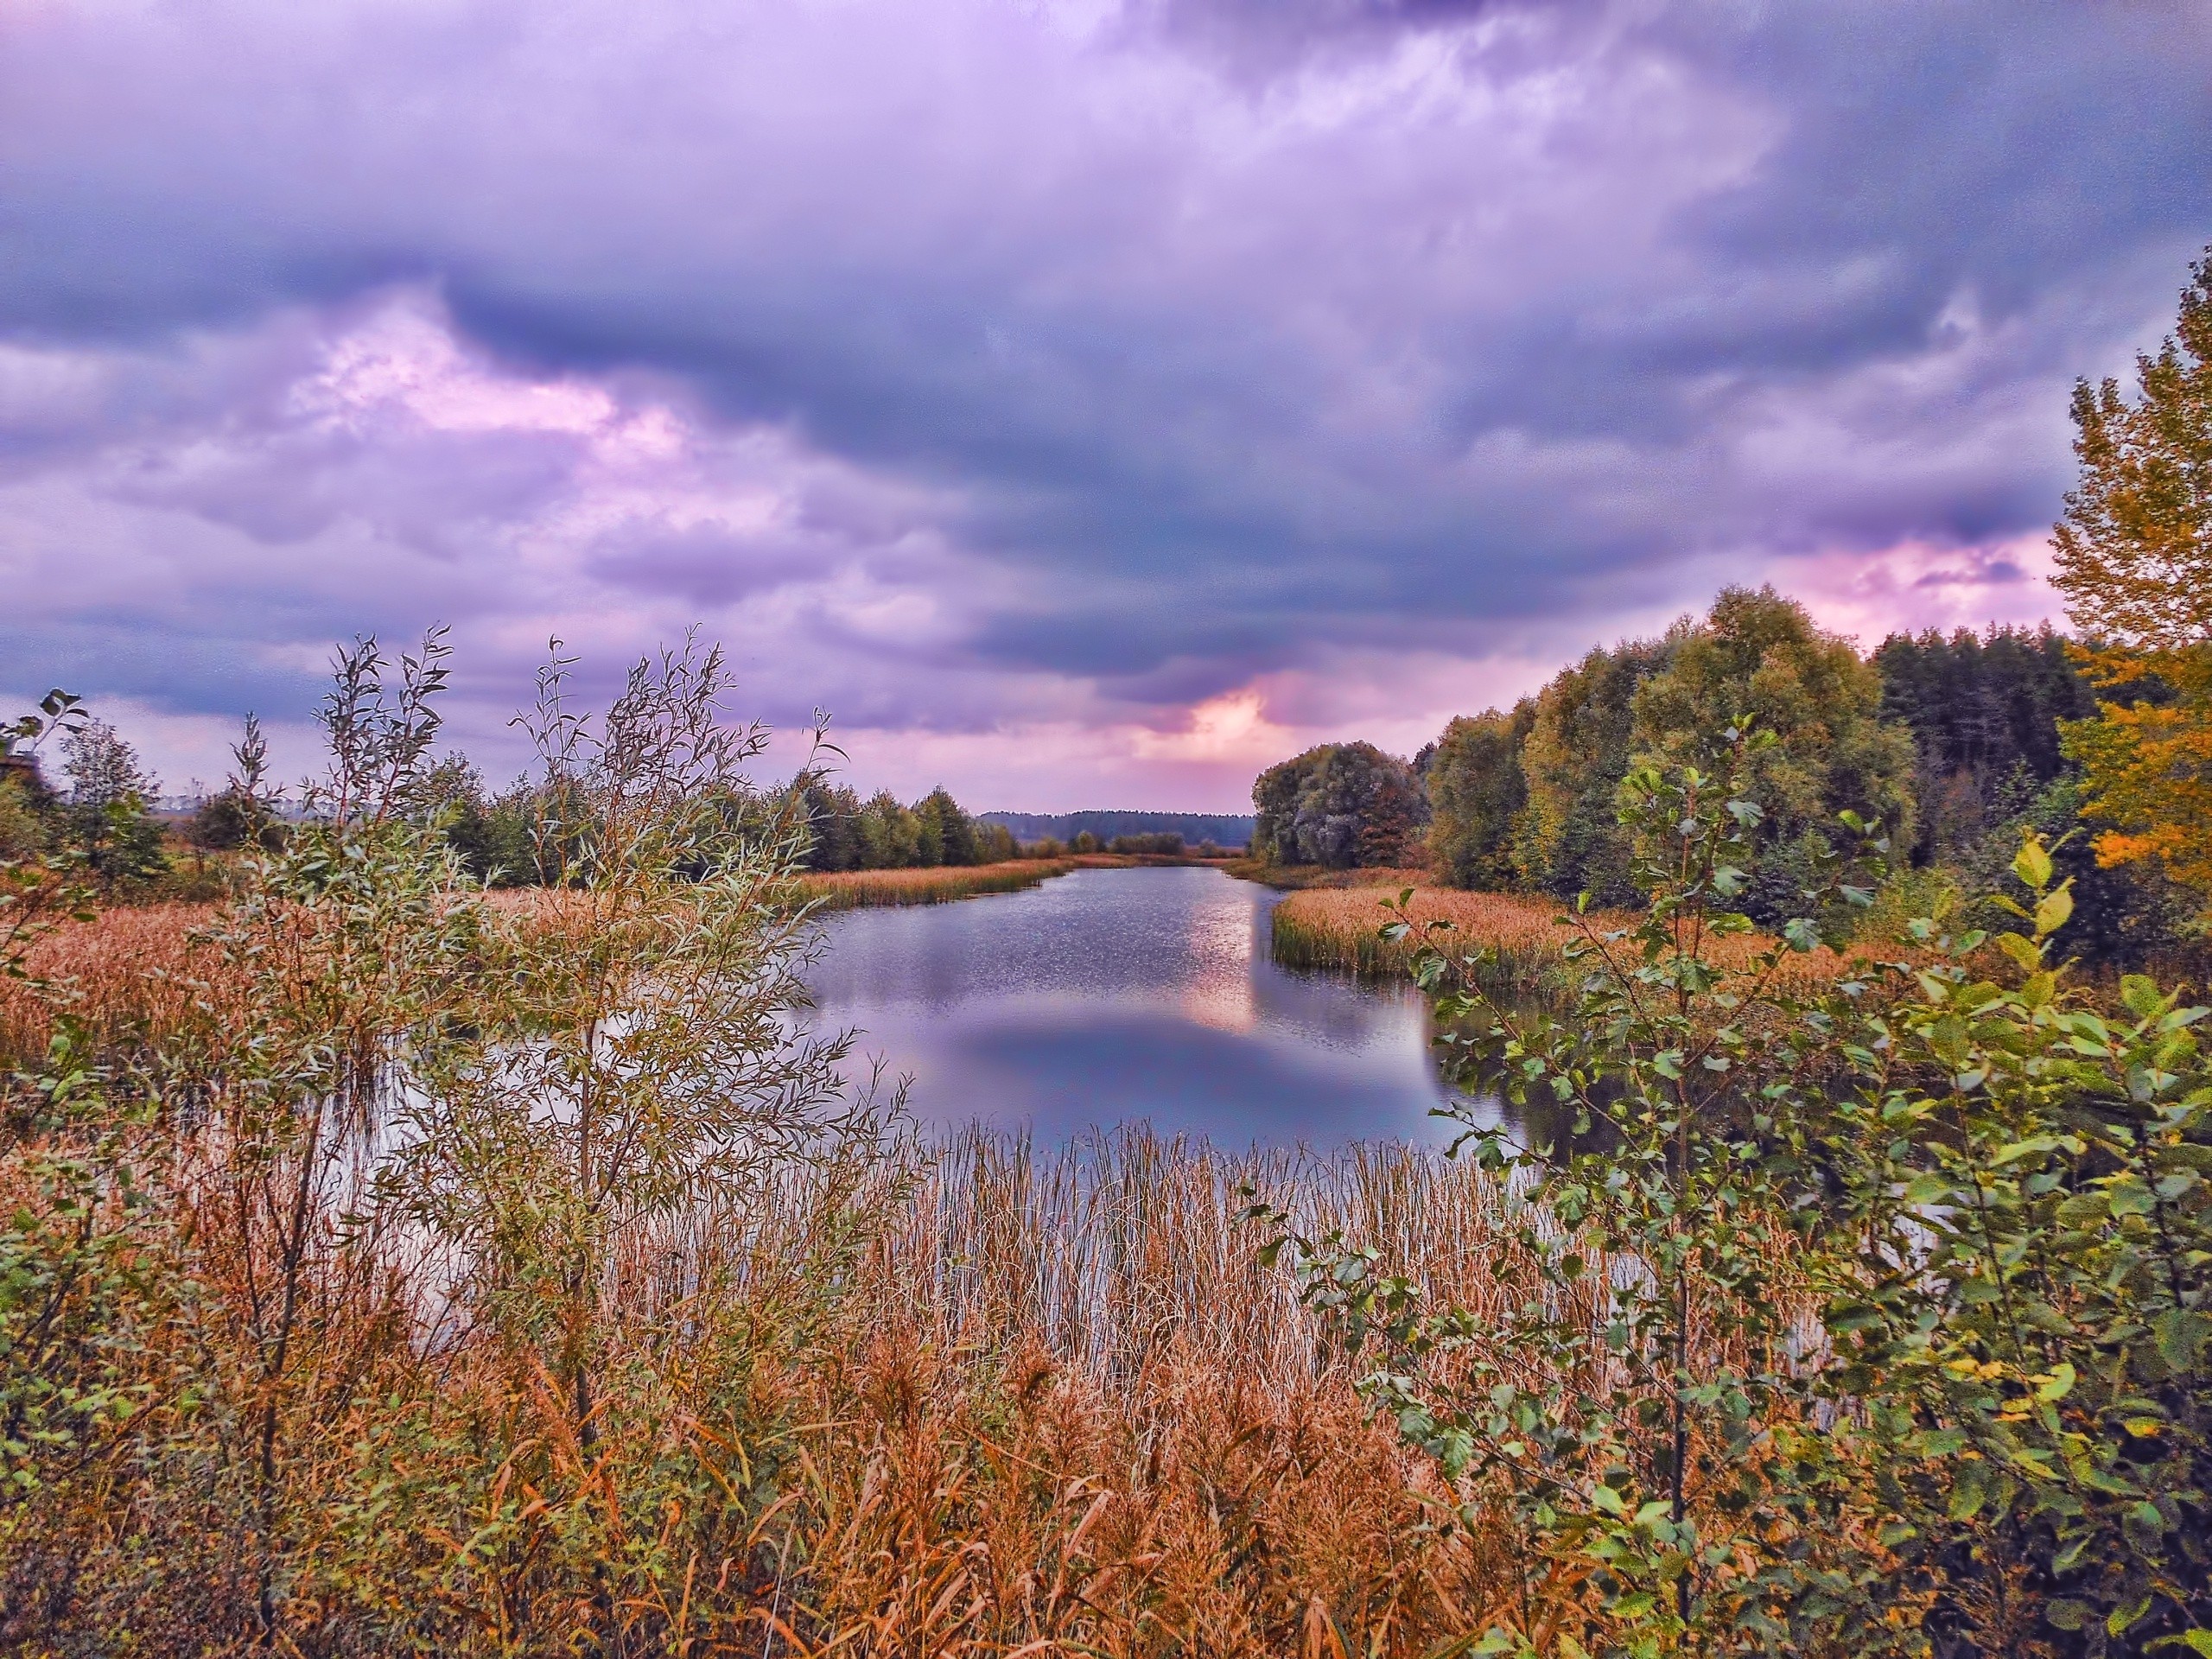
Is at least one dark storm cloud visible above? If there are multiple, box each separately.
[0,0,2206,760]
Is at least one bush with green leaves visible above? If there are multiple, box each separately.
[1255,718,2209,1657]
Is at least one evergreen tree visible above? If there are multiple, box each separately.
[1874,624,2097,863]
[59,718,168,887]
[795,778,865,871]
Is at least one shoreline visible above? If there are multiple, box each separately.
[796,852,1243,910]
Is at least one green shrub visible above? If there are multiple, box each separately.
[1256,718,2210,1656]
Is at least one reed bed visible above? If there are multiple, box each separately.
[1271,885,1588,984]
[795,854,1229,912]
[0,899,228,1069]
[1271,881,1861,998]
[873,1126,1541,1386]
[761,1127,1560,1653]
[795,858,1080,909]
[3,884,1815,1656]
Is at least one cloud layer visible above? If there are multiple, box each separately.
[3,0,2206,805]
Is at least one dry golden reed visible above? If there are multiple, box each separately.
[0,900,232,1069]
[1,884,1546,1655]
[770,1128,1549,1655]
[795,858,1079,909]
[1269,881,1861,998]
[3,877,1810,1656]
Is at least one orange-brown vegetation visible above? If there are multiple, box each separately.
[0,898,1557,1659]
[2,887,1795,1655]
[1269,882,1862,998]
[796,857,1079,908]
[0,900,227,1068]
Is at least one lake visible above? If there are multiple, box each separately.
[804,864,1490,1147]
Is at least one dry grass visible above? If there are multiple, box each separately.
[1225,861,1431,893]
[0,901,230,1069]
[3,882,1827,1656]
[0,859,1205,1066]
[771,1128,1558,1653]
[1271,886,1591,983]
[1270,881,1864,1000]
[0,887,1597,1654]
[794,854,1236,911]
[795,859,1080,909]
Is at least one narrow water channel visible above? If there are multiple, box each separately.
[804,864,1518,1147]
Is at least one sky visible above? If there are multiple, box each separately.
[3,0,2208,811]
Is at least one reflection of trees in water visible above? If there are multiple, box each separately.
[1430,989,1616,1159]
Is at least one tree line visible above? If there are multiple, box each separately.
[1254,251,2212,969]
[0,704,1028,893]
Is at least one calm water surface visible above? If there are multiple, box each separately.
[804,865,1485,1147]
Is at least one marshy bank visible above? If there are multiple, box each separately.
[1263,874,1866,1002]
[797,851,1236,909]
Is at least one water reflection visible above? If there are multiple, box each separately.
[804,866,1501,1147]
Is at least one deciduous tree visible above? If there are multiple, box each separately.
[1252,741,1428,868]
[1631,586,1916,925]
[1425,702,1534,889]
[58,718,168,889]
[2053,247,2212,910]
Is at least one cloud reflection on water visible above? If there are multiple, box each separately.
[804,866,1462,1147]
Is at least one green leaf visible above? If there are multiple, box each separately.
[2107,1180,2158,1217]
[2152,1308,2211,1374]
[2035,883,2075,936]
[1591,1484,1626,1516]
[1948,1460,1989,1522]
[1992,1134,2063,1167]
[1904,1173,1954,1206]
[2120,975,2170,1021]
[2014,836,2053,890]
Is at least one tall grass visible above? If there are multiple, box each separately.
[0,900,227,1069]
[0,842,1814,1654]
[0,874,1590,1653]
[797,857,1082,909]
[1271,885,1582,984]
[0,861,1559,1656]
[777,1127,1553,1653]
[1270,881,1862,999]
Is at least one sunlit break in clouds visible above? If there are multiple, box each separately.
[3,0,2209,807]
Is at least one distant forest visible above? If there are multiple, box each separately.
[982,810,1254,849]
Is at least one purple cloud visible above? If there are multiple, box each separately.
[1,0,2207,806]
